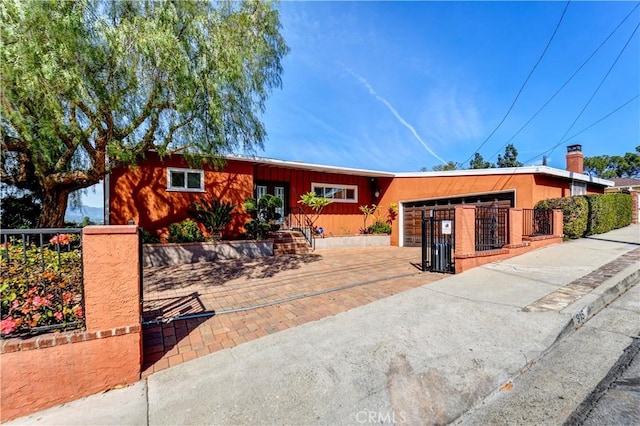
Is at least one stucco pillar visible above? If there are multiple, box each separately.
[509,208,523,246]
[83,225,141,330]
[552,209,563,237]
[455,205,476,256]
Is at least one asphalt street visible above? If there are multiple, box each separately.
[566,334,640,425]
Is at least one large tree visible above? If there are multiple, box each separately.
[469,152,495,169]
[431,161,460,171]
[1,0,288,227]
[497,144,523,168]
[583,146,640,178]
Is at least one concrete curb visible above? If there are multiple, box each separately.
[554,264,640,343]
[455,263,640,425]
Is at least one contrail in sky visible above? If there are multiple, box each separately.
[343,66,447,165]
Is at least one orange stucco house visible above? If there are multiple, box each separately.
[107,144,612,246]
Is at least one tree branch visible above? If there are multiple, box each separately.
[43,170,98,192]
[76,101,100,136]
[134,112,160,157]
[1,134,29,153]
[116,86,160,140]
[158,118,194,152]
[0,151,35,186]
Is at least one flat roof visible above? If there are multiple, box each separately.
[228,155,613,187]
[392,166,613,186]
[227,154,395,178]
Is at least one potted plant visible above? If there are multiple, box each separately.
[190,198,236,241]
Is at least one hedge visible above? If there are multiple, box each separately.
[585,193,633,235]
[536,193,632,239]
[536,196,588,239]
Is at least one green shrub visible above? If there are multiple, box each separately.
[141,230,161,244]
[243,194,283,223]
[243,195,283,240]
[536,196,588,239]
[585,193,632,235]
[190,198,236,236]
[244,218,272,240]
[167,219,205,243]
[536,193,633,239]
[367,221,392,234]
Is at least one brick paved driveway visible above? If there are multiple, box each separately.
[142,246,443,376]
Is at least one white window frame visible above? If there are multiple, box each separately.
[256,185,267,199]
[311,182,358,203]
[570,181,587,196]
[166,167,205,192]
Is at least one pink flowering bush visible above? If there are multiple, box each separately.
[1,238,84,337]
[49,234,72,246]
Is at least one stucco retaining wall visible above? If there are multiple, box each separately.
[314,235,390,250]
[143,240,274,267]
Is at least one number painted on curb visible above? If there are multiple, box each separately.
[573,307,589,326]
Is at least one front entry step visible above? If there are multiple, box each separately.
[271,230,311,255]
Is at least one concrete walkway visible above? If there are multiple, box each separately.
[8,225,640,425]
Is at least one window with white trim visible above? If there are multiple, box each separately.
[570,181,587,196]
[311,182,357,203]
[167,168,204,192]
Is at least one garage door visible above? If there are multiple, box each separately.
[403,207,461,247]
[402,194,513,247]
[403,207,424,247]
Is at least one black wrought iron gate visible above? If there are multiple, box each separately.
[420,208,455,274]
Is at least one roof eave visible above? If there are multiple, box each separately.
[393,166,614,187]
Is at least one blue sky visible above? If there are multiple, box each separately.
[261,0,639,171]
[80,1,639,208]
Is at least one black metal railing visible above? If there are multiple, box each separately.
[1,228,85,338]
[287,207,315,249]
[475,206,509,251]
[522,208,554,236]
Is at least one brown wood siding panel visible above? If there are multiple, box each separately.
[251,166,370,228]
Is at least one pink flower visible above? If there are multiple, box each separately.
[62,292,74,305]
[49,234,71,246]
[54,312,63,321]
[1,317,18,334]
[32,295,51,308]
[72,305,83,319]
[11,300,20,309]
[32,313,41,322]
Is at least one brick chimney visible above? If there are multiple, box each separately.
[566,144,583,174]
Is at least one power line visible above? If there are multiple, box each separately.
[486,2,640,162]
[562,94,639,144]
[523,20,640,165]
[462,1,571,166]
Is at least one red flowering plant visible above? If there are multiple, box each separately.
[1,235,84,338]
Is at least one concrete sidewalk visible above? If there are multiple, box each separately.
[8,225,640,425]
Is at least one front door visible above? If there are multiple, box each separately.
[274,186,285,223]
